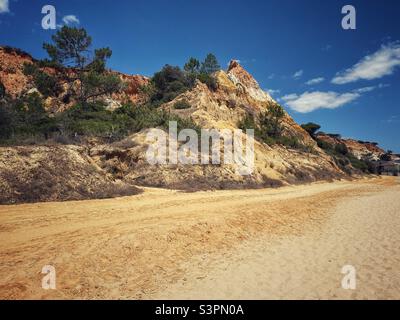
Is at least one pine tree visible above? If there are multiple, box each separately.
[43,26,123,104]
[184,57,200,73]
[201,53,220,74]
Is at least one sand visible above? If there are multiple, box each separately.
[0,176,399,299]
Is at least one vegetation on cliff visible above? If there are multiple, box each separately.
[0,27,205,145]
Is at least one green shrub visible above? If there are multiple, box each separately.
[173,100,191,110]
[59,102,131,139]
[0,105,13,139]
[22,62,37,76]
[197,73,218,91]
[317,139,333,150]
[150,65,190,104]
[238,109,306,150]
[35,71,62,97]
[0,93,57,143]
[258,103,285,140]
[334,143,349,156]
[0,80,6,99]
[238,113,257,131]
[301,122,321,136]
[60,102,200,140]
[277,136,302,149]
[347,154,369,172]
[23,62,62,97]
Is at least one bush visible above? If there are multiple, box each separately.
[238,109,306,150]
[317,139,333,150]
[197,73,218,91]
[301,122,321,136]
[258,103,285,140]
[1,93,57,141]
[150,65,190,104]
[238,113,257,132]
[34,71,62,97]
[0,105,13,139]
[173,100,191,110]
[59,102,131,139]
[334,143,349,156]
[23,62,62,97]
[347,154,369,172]
[1,96,201,145]
[277,136,302,149]
[0,80,5,99]
[327,133,342,139]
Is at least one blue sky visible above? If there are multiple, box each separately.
[1,0,399,152]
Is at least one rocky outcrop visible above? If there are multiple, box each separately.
[87,61,346,191]
[90,129,343,191]
[0,46,149,113]
[0,48,378,203]
[316,133,385,161]
[226,60,274,104]
[0,47,34,99]
[164,61,317,147]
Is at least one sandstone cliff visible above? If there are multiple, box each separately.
[89,61,345,191]
[0,50,378,204]
[316,133,385,161]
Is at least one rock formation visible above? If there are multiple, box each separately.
[0,46,149,113]
[0,48,386,204]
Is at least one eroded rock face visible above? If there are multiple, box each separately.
[226,60,274,104]
[0,47,367,200]
[0,47,34,98]
[90,129,343,191]
[0,46,149,112]
[316,133,385,161]
[0,145,141,204]
[112,73,149,104]
[89,61,345,190]
[344,139,384,160]
[164,61,317,148]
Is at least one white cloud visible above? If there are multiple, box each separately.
[0,0,9,13]
[322,44,332,52]
[292,70,303,79]
[385,115,399,124]
[265,88,280,97]
[332,42,400,84]
[62,15,80,25]
[353,86,376,93]
[352,83,389,94]
[267,73,275,80]
[305,77,325,85]
[281,91,360,113]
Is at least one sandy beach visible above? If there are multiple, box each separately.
[0,176,399,299]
